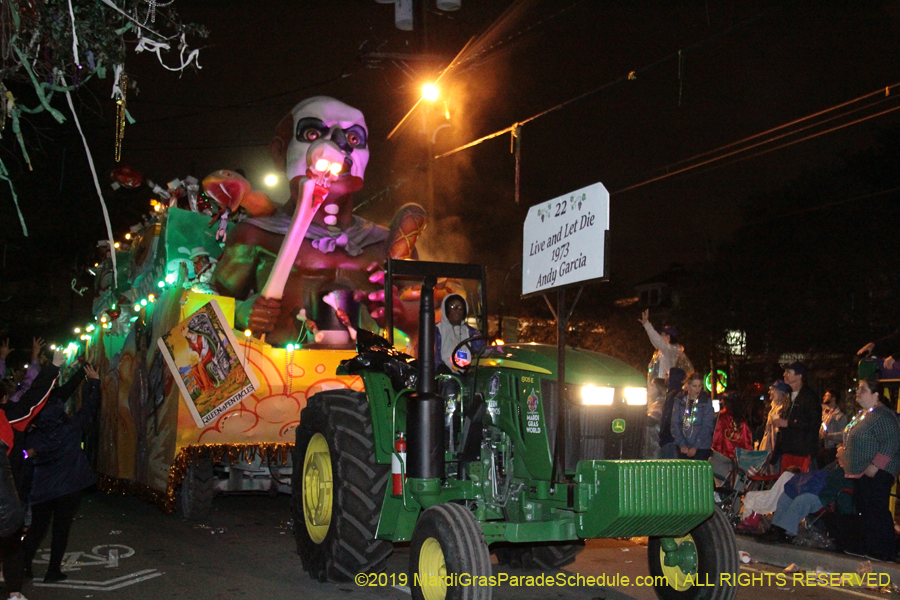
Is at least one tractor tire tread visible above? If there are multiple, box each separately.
[179,457,215,521]
[494,540,585,570]
[293,389,391,582]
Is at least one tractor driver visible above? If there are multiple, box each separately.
[435,294,485,374]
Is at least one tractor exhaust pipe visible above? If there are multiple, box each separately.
[417,276,436,395]
[407,275,444,480]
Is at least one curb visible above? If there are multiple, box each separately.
[735,535,900,579]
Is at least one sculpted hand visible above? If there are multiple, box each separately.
[243,295,281,334]
[363,262,406,328]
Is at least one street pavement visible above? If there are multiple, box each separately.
[5,491,896,600]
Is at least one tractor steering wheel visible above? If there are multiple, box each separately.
[450,335,486,373]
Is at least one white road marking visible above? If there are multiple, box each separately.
[33,568,163,591]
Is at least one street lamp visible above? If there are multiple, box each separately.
[422,83,439,102]
[421,83,451,214]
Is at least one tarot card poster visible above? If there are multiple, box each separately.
[158,300,259,428]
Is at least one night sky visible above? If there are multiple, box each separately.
[3,0,900,340]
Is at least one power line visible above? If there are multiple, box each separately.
[434,0,796,161]
[122,141,269,151]
[614,91,900,194]
[127,72,357,127]
[747,185,900,225]
[657,85,900,174]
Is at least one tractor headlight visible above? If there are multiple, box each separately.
[581,385,614,405]
[623,387,648,406]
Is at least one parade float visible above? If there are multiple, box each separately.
[83,97,435,518]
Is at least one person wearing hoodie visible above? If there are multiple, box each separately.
[21,365,100,584]
[434,294,485,374]
[658,367,687,459]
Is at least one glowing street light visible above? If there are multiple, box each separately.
[264,174,279,187]
[422,83,439,102]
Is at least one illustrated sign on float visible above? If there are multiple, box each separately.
[158,300,259,427]
[522,182,610,297]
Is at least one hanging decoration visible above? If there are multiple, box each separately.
[110,165,144,190]
[63,75,118,290]
[112,65,129,162]
[66,0,81,67]
[0,1,208,239]
[144,0,176,25]
[0,156,27,237]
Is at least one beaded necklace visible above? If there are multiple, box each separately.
[842,404,878,446]
[782,392,798,421]
[682,395,699,438]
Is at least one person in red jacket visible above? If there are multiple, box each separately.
[713,391,753,459]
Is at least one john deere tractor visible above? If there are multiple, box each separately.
[291,260,737,600]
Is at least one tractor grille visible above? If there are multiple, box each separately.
[541,380,647,471]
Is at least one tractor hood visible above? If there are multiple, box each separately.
[475,344,644,388]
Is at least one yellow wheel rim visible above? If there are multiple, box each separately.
[303,433,333,544]
[659,534,697,592]
[419,537,448,600]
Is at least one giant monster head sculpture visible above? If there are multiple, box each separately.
[270,96,369,185]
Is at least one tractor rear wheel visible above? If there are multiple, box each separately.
[292,390,391,581]
[178,456,215,521]
[493,541,585,569]
[410,503,491,600]
[648,506,738,600]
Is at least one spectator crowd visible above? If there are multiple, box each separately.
[642,313,900,564]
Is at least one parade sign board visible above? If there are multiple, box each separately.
[522,182,609,297]
[158,300,259,427]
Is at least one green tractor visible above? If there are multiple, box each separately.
[291,260,737,600]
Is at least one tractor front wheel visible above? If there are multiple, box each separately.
[648,507,738,600]
[410,503,491,600]
[292,390,391,581]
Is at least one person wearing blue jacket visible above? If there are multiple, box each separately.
[21,365,99,584]
[670,372,715,460]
